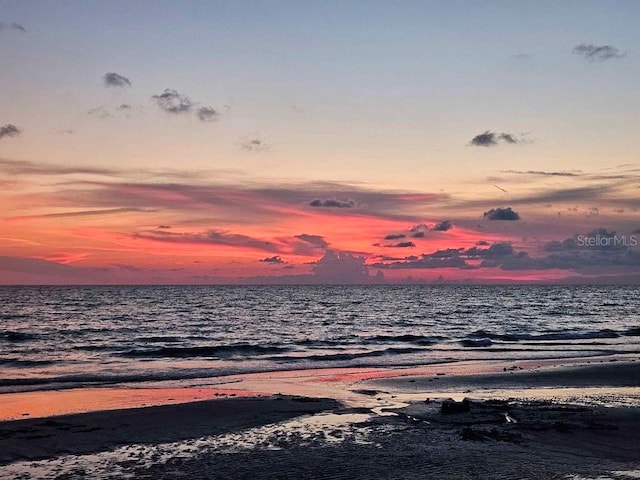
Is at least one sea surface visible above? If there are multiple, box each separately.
[1,285,639,393]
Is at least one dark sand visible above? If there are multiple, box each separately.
[1,359,639,479]
[0,396,338,464]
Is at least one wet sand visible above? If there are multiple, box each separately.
[0,396,339,464]
[1,357,639,479]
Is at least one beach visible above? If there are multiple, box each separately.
[1,356,639,479]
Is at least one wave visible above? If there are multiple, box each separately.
[0,330,37,342]
[136,336,183,343]
[268,346,428,362]
[624,327,640,337]
[72,344,121,352]
[0,358,55,367]
[460,338,493,347]
[466,329,620,342]
[121,344,291,359]
[295,338,356,347]
[0,313,30,320]
[362,334,444,345]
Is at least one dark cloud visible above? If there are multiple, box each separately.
[470,131,498,147]
[386,241,415,248]
[308,198,355,208]
[196,106,219,123]
[103,72,131,88]
[376,242,515,270]
[158,225,171,229]
[470,131,524,147]
[495,248,640,271]
[374,254,420,262]
[387,222,452,240]
[117,104,132,110]
[0,22,27,33]
[295,234,328,249]
[410,224,429,235]
[384,233,406,240]
[466,242,515,258]
[376,230,640,272]
[152,89,194,114]
[374,254,468,270]
[484,207,520,221]
[239,136,270,152]
[0,124,21,141]
[260,255,286,264]
[573,44,624,61]
[432,220,452,231]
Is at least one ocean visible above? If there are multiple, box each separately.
[1,285,639,394]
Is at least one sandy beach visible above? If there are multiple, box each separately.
[1,356,639,479]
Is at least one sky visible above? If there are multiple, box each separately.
[1,0,639,284]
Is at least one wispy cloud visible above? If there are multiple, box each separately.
[239,135,270,152]
[0,256,83,276]
[0,158,116,176]
[295,234,328,249]
[0,124,21,141]
[573,44,625,61]
[502,170,581,177]
[103,72,131,88]
[8,207,149,221]
[511,53,532,61]
[136,229,282,253]
[0,22,26,33]
[87,106,112,119]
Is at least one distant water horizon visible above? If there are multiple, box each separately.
[1,285,639,394]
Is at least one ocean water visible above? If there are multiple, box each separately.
[1,285,639,393]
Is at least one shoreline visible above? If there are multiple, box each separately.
[1,354,638,421]
[1,357,639,478]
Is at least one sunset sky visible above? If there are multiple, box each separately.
[1,0,639,284]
